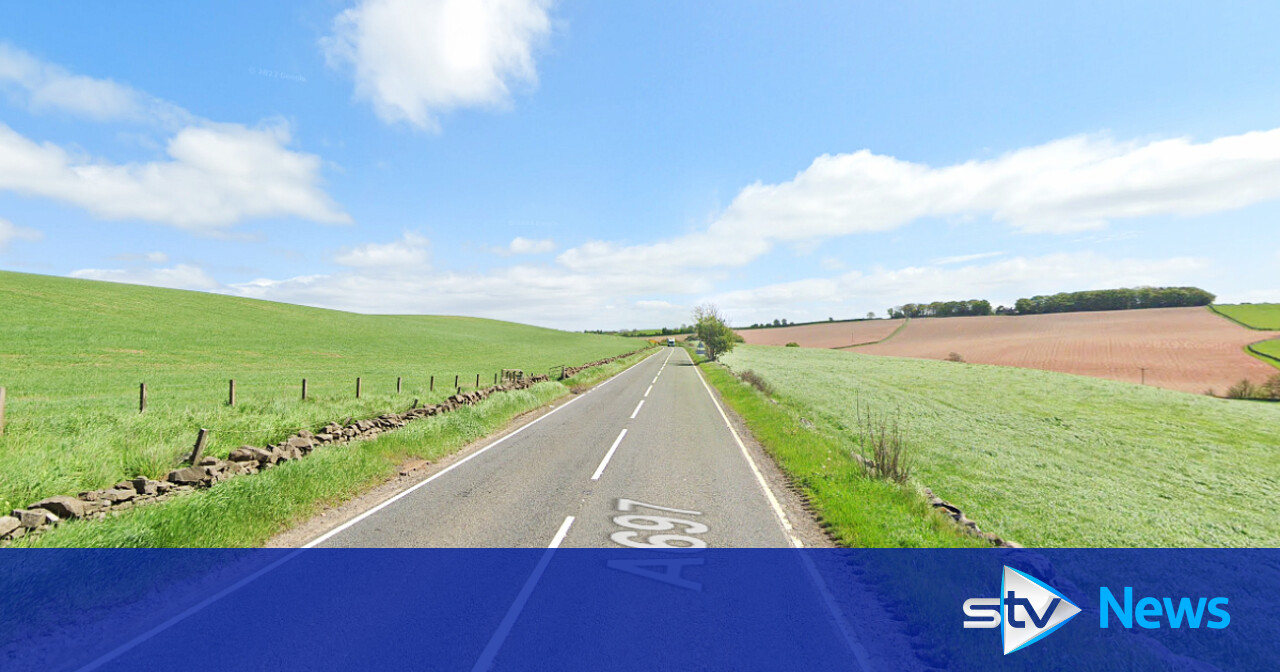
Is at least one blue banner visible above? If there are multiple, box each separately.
[0,549,1274,671]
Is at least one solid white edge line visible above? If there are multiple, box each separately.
[591,428,628,481]
[689,352,874,671]
[303,394,588,548]
[470,516,575,672]
[74,550,305,672]
[71,351,662,672]
[690,356,802,548]
[796,552,875,671]
[304,348,662,548]
[629,399,644,419]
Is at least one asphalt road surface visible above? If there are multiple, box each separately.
[39,348,887,672]
[309,346,801,549]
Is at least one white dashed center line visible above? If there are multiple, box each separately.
[591,429,628,481]
[630,399,645,419]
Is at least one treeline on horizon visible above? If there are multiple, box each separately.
[585,286,1217,334]
[1011,286,1216,315]
[888,287,1214,318]
[583,324,694,337]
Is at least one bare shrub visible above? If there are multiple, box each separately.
[785,342,800,347]
[854,402,912,484]
[946,352,965,363]
[1225,378,1260,400]
[737,369,774,396]
[1264,374,1280,400]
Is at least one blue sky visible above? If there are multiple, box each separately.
[1,1,1278,329]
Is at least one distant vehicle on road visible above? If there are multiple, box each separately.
[668,337,675,347]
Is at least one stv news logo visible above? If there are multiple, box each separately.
[963,565,1231,655]
[963,566,1081,655]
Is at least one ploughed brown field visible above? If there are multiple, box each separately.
[767,307,1280,394]
[738,319,906,348]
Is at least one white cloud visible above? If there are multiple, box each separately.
[0,218,41,250]
[109,251,170,264]
[0,122,349,231]
[1221,288,1280,304]
[704,252,1210,325]
[70,264,221,291]
[557,234,769,274]
[0,46,348,231]
[931,251,1006,265]
[0,43,189,125]
[322,0,553,130]
[229,264,699,330]
[558,129,1280,273]
[501,236,555,255]
[334,231,430,268]
[64,244,1213,332]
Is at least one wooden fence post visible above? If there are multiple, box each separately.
[475,373,480,388]
[356,377,362,399]
[397,376,402,394]
[228,379,236,406]
[0,386,6,436]
[139,382,147,414]
[493,372,498,385]
[430,375,434,392]
[302,378,308,400]
[454,375,459,389]
[189,428,209,465]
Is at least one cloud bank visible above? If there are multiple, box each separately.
[559,129,1280,274]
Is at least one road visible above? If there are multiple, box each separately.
[308,346,800,549]
[31,347,894,672]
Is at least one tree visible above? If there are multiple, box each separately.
[693,304,737,361]
[866,311,876,320]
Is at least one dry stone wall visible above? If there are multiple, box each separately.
[0,347,653,543]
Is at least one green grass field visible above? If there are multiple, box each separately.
[1255,338,1280,360]
[1211,303,1280,329]
[698,364,982,548]
[718,345,1280,547]
[0,271,640,519]
[1210,304,1280,370]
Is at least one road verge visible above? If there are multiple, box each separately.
[694,360,985,548]
[14,349,658,548]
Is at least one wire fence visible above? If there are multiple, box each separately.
[0,368,554,439]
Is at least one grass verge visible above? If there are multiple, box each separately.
[15,383,566,548]
[697,363,983,548]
